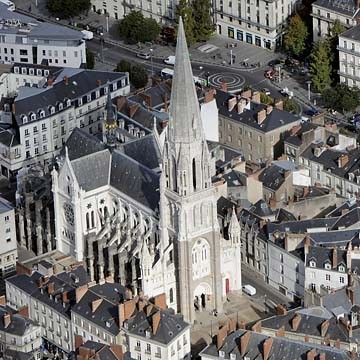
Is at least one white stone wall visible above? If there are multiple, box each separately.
[305,266,348,293]
[338,35,360,87]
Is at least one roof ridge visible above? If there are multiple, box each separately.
[71,148,110,163]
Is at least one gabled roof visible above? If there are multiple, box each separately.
[258,164,287,191]
[306,246,347,270]
[313,0,359,17]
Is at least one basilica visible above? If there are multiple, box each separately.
[51,17,242,323]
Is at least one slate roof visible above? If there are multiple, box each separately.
[301,143,360,180]
[306,246,347,269]
[63,127,106,161]
[110,151,160,211]
[215,89,299,133]
[328,199,360,217]
[200,328,354,359]
[275,208,297,222]
[15,69,127,126]
[0,306,39,336]
[284,122,316,147]
[0,126,19,147]
[126,305,189,345]
[341,24,360,40]
[215,170,247,187]
[1,349,34,360]
[308,229,360,247]
[0,196,13,214]
[121,134,161,170]
[217,196,237,219]
[76,341,130,360]
[332,208,360,229]
[249,199,274,218]
[313,0,359,16]
[261,307,349,342]
[258,164,287,191]
[322,287,354,314]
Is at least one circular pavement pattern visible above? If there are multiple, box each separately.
[208,72,245,93]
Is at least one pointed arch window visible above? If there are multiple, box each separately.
[91,211,95,228]
[192,158,197,190]
[86,213,90,229]
[169,288,174,303]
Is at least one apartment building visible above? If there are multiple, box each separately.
[216,90,299,163]
[0,3,86,68]
[214,0,298,49]
[0,197,17,278]
[338,25,360,86]
[91,0,175,22]
[0,64,130,179]
[311,0,359,41]
[0,305,42,359]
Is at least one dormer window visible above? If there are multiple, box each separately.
[87,94,91,103]
[49,106,55,115]
[113,82,117,90]
[14,67,19,74]
[59,103,63,111]
[21,68,27,75]
[96,90,100,98]
[30,112,36,121]
[44,70,49,76]
[349,173,355,182]
[29,68,34,75]
[104,87,108,94]
[324,263,331,270]
[36,69,42,76]
[39,110,45,118]
[309,260,316,268]
[66,99,71,107]
[22,115,28,123]
[338,265,345,272]
[78,98,83,106]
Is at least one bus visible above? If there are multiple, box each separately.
[160,68,206,86]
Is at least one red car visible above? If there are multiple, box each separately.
[264,69,276,79]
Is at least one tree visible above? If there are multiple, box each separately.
[283,14,308,57]
[129,64,148,89]
[309,41,332,93]
[46,0,90,18]
[283,97,299,114]
[175,0,196,46]
[115,60,132,73]
[192,0,213,42]
[323,84,360,113]
[118,11,161,44]
[326,20,345,83]
[86,48,94,69]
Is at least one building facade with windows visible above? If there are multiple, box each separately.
[0,197,17,278]
[311,0,358,42]
[0,64,130,179]
[214,0,298,49]
[0,3,86,68]
[338,25,360,86]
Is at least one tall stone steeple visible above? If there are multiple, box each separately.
[165,16,212,196]
[161,17,223,323]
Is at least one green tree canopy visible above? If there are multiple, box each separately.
[323,84,360,113]
[309,40,332,93]
[283,13,308,57]
[46,0,90,18]
[176,0,196,46]
[114,60,148,89]
[192,0,213,41]
[283,97,300,114]
[86,48,94,69]
[119,11,161,44]
[325,20,345,83]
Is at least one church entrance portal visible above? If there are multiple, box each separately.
[193,282,212,312]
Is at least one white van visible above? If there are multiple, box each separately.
[81,30,94,40]
[164,55,176,65]
[242,284,256,296]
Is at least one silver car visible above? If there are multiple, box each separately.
[136,52,151,60]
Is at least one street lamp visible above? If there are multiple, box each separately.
[105,13,110,33]
[150,48,153,76]
[306,80,311,101]
[275,65,281,84]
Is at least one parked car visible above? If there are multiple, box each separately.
[242,284,256,296]
[136,52,151,60]
[264,69,276,79]
[164,55,176,65]
[280,87,293,98]
[262,88,271,96]
[305,108,319,117]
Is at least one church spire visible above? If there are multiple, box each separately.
[103,82,117,145]
[169,16,203,143]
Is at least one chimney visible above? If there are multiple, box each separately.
[110,344,123,360]
[338,154,349,168]
[276,304,288,316]
[319,353,326,360]
[96,79,102,87]
[307,348,317,360]
[228,96,237,111]
[241,89,252,99]
[303,186,310,197]
[116,96,126,111]
[304,237,311,256]
[240,331,251,356]
[62,291,69,303]
[204,88,216,103]
[129,103,138,118]
[91,298,103,313]
[266,105,273,114]
[146,304,153,316]
[47,282,55,294]
[228,319,237,334]
[220,83,228,92]
[320,320,329,337]
[137,299,146,312]
[257,109,267,124]
[47,77,54,87]
[276,326,285,337]
[152,310,161,335]
[291,314,301,331]
[217,324,229,349]
[347,288,355,304]
[118,303,125,327]
[237,98,247,114]
[347,242,352,270]
[3,313,11,328]
[262,338,273,360]
[74,334,84,350]
[251,320,262,333]
[63,76,69,85]
[75,284,88,303]
[139,92,152,107]
[291,125,301,136]
[351,349,356,360]
[0,296,6,306]
[239,320,246,329]
[124,299,136,320]
[154,293,167,310]
[335,339,341,348]
[251,91,261,104]
[304,335,309,342]
[275,100,283,110]
[332,247,337,268]
[18,306,29,318]
[37,277,44,288]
